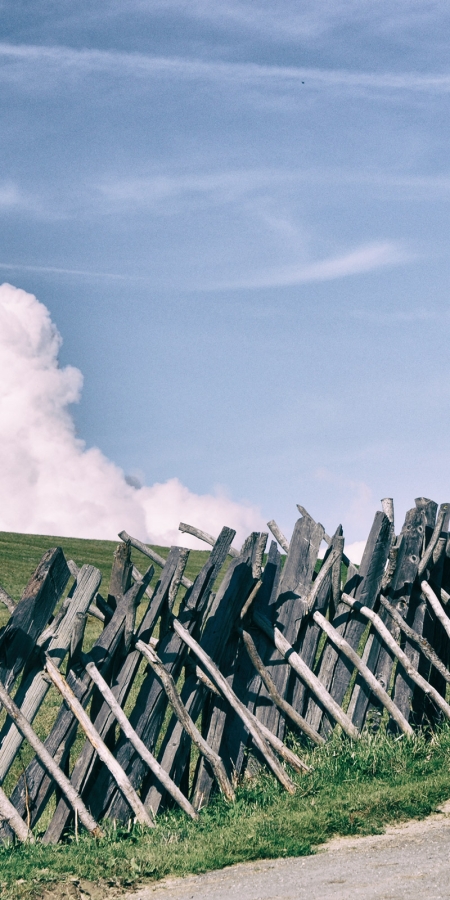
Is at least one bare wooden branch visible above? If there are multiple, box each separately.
[267,520,289,554]
[421,580,450,641]
[379,594,450,685]
[87,604,105,623]
[179,523,239,558]
[312,610,413,736]
[44,656,154,829]
[132,565,154,600]
[136,640,235,802]
[83,655,198,818]
[341,593,450,723]
[296,505,351,567]
[0,585,15,615]
[171,617,297,792]
[253,609,359,740]
[66,559,79,578]
[0,674,103,838]
[119,530,193,589]
[0,784,33,843]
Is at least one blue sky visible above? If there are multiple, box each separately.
[1,1,450,545]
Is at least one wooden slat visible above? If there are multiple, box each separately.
[0,547,70,693]
[119,530,193,589]
[0,565,102,785]
[179,522,239,557]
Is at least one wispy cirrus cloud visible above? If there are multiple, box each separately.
[209,241,410,290]
[2,42,450,95]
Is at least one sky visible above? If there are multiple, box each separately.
[1,2,450,559]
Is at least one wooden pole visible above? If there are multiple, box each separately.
[253,609,359,740]
[0,784,33,843]
[171,618,297,792]
[312,610,413,736]
[418,504,450,577]
[421,581,450,641]
[341,593,450,723]
[266,521,289,554]
[0,675,103,838]
[44,657,154,828]
[240,628,324,745]
[136,640,235,802]
[379,594,450,685]
[82,655,199,818]
[0,586,15,615]
[119,531,193,589]
[179,523,239,558]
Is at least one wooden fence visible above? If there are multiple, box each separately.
[1,496,450,844]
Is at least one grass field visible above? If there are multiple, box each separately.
[1,532,449,900]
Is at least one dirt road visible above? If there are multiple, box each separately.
[125,803,450,900]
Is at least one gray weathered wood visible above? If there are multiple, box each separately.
[253,609,359,739]
[0,565,102,785]
[0,547,70,693]
[136,639,235,802]
[0,675,103,840]
[0,784,33,842]
[312,610,413,735]
[350,506,424,731]
[380,594,450,685]
[0,585,15,615]
[305,511,391,735]
[267,520,289,554]
[43,656,154,832]
[119,530,193,588]
[179,522,239,557]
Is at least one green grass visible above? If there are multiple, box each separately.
[2,728,450,899]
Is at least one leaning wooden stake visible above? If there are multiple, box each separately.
[253,610,359,740]
[240,628,324,745]
[421,581,450,641]
[136,640,235,802]
[119,531,193,589]
[267,520,289,554]
[312,610,413,736]
[0,784,33,843]
[0,676,103,838]
[179,523,239,558]
[341,594,450,723]
[171,618,298,791]
[83,655,199,818]
[44,656,154,828]
[379,594,450,685]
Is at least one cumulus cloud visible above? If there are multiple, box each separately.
[0,283,264,550]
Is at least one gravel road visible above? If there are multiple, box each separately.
[125,803,450,900]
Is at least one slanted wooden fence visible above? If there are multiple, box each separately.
[1,496,450,843]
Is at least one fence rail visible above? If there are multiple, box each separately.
[0,497,450,842]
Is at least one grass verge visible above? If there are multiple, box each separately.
[2,727,450,899]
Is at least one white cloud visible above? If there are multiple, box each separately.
[210,241,408,290]
[0,283,263,550]
[345,540,366,565]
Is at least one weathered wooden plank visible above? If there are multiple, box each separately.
[289,529,342,720]
[171,617,297,792]
[267,520,289,553]
[305,511,391,735]
[90,528,236,823]
[0,564,102,785]
[119,530,193,589]
[254,516,324,742]
[107,541,133,609]
[350,505,425,731]
[83,653,198,818]
[0,547,70,692]
[253,609,359,739]
[0,676,103,840]
[380,594,450,686]
[313,610,413,735]
[341,594,450,723]
[136,639,235,803]
[144,534,264,815]
[43,656,154,832]
[179,522,239,557]
[44,556,195,844]
[0,569,151,842]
